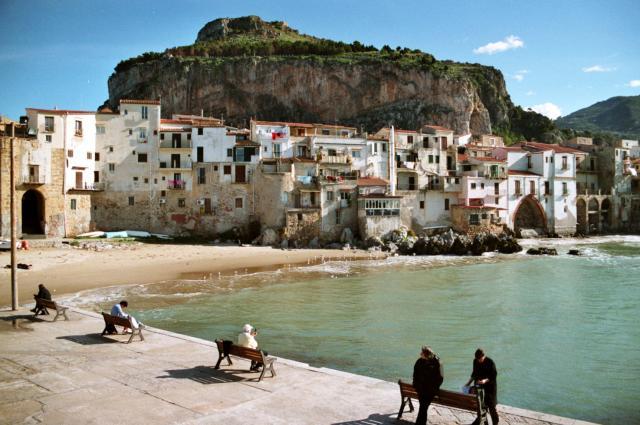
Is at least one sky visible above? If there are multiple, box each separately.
[1,0,638,122]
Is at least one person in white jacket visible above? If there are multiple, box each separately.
[237,324,263,370]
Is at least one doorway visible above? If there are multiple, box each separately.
[22,189,45,235]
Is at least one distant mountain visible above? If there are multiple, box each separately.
[556,95,640,140]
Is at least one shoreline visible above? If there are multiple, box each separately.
[0,243,385,305]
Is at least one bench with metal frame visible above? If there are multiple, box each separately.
[214,339,276,382]
[101,312,144,343]
[33,296,69,321]
[397,380,487,424]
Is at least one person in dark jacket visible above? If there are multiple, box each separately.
[465,348,499,425]
[412,346,443,425]
[31,284,52,315]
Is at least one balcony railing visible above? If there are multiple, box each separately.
[160,141,192,149]
[71,182,104,191]
[22,175,45,185]
[167,179,186,189]
[320,154,351,164]
[426,181,443,190]
[159,160,192,169]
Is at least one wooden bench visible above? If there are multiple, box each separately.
[101,312,144,343]
[214,339,276,382]
[397,380,487,424]
[33,296,69,321]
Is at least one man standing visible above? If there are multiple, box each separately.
[412,346,443,425]
[466,348,499,425]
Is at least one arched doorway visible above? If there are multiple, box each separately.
[601,198,611,232]
[513,195,547,234]
[588,198,599,233]
[576,198,587,234]
[21,190,45,235]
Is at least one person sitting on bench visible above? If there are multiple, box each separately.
[237,324,267,371]
[31,284,52,315]
[110,300,145,333]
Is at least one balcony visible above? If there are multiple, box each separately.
[261,161,292,174]
[426,181,443,191]
[396,183,417,191]
[159,141,192,151]
[21,174,45,185]
[159,160,192,171]
[167,179,186,190]
[320,154,351,164]
[70,182,104,191]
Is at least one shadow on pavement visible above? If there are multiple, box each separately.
[159,365,248,384]
[331,413,403,425]
[57,334,119,345]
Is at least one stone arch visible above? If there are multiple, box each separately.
[576,198,587,234]
[21,189,45,235]
[587,197,600,233]
[513,195,547,234]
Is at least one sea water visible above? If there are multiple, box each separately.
[68,236,640,424]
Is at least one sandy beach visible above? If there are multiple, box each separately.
[0,242,385,306]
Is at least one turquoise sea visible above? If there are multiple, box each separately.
[66,236,640,424]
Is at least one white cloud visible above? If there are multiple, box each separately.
[525,90,535,96]
[513,74,524,82]
[628,80,640,87]
[528,103,562,120]
[511,69,529,82]
[473,35,524,55]
[582,65,616,73]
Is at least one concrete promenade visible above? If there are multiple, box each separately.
[0,308,598,425]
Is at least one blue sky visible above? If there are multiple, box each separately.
[1,0,638,122]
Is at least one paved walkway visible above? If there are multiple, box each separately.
[0,308,598,425]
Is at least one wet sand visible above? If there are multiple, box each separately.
[0,243,385,306]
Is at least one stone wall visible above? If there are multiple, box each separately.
[451,206,503,236]
[284,209,321,244]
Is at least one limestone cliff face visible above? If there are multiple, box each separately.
[107,17,513,135]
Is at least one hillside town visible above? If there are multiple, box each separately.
[1,99,639,245]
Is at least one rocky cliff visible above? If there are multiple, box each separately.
[107,16,515,135]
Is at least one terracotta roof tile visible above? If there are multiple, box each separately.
[357,177,389,186]
[120,99,161,105]
[26,108,95,115]
[508,170,541,176]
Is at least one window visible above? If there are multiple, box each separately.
[227,148,233,157]
[141,106,148,119]
[198,128,203,135]
[44,116,54,132]
[322,129,330,136]
[407,135,414,144]
[45,135,52,142]
[481,213,488,220]
[223,165,231,175]
[94,171,99,183]
[139,128,146,140]
[423,137,429,148]
[444,198,450,211]
[197,147,204,162]
[420,200,425,209]
[527,155,532,168]
[124,109,128,115]
[197,168,206,184]
[160,133,165,140]
[108,146,114,153]
[352,150,361,158]
[70,199,77,210]
[544,181,550,195]
[471,182,477,189]
[87,152,92,160]
[178,198,186,207]
[161,190,166,197]
[154,178,157,184]
[335,210,341,224]
[428,155,434,164]
[382,143,387,152]
[529,180,535,195]
[133,176,139,182]
[67,149,73,157]
[144,178,149,184]
[326,191,334,201]
[480,183,485,189]
[297,213,303,221]
[214,165,218,171]
[235,198,243,209]
[204,198,212,214]
[435,155,440,163]
[128,129,133,136]
[515,180,522,196]
[138,153,148,163]
[562,156,568,170]
[187,133,191,140]
[273,144,281,158]
[128,196,135,206]
[562,182,568,196]
[95,152,100,161]
[96,125,106,134]
[469,214,480,225]
[494,182,500,195]
[108,163,115,172]
[328,149,337,156]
